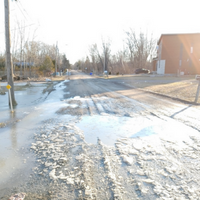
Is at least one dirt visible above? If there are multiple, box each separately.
[56,106,88,116]
[0,122,6,128]
[42,82,55,94]
[0,91,6,95]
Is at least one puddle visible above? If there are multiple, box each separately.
[0,114,38,188]
[76,115,139,146]
[0,80,71,194]
[76,114,200,147]
[0,83,48,124]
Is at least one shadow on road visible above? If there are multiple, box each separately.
[170,105,193,118]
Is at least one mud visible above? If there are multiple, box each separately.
[56,106,88,116]
[0,122,6,128]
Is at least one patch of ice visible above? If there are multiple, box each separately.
[65,103,79,108]
[77,111,200,150]
[49,169,57,180]
[34,107,40,110]
[74,96,81,99]
[121,155,133,165]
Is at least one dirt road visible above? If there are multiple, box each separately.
[1,71,200,199]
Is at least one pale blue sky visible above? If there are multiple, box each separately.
[0,0,200,64]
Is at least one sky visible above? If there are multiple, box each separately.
[0,0,200,64]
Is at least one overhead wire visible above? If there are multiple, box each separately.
[10,0,39,33]
[15,1,27,20]
[0,23,37,34]
[18,0,33,21]
[0,0,35,52]
[0,0,40,53]
[13,0,39,31]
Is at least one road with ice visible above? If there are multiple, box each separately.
[1,70,200,199]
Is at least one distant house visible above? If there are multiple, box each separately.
[14,62,34,67]
[154,33,200,75]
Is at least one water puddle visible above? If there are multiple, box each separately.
[0,80,71,195]
[76,115,140,146]
[0,82,48,124]
[76,114,200,147]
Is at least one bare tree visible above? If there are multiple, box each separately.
[82,31,156,75]
[16,20,26,76]
[11,25,19,73]
[125,29,156,69]
[1,23,65,78]
[88,39,111,73]
[102,39,111,72]
[89,44,99,73]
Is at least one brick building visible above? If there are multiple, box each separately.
[155,33,200,75]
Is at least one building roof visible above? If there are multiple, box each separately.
[14,62,34,67]
[157,33,200,45]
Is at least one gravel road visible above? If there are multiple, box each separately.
[1,71,200,200]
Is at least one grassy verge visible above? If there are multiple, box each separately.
[143,80,200,103]
[51,76,68,81]
[96,74,199,103]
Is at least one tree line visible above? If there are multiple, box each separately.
[75,29,157,74]
[0,21,71,78]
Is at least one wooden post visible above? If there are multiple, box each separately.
[4,0,17,106]
[195,80,200,103]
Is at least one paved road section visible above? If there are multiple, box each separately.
[1,71,200,199]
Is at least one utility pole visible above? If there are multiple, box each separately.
[57,47,60,75]
[55,41,58,76]
[104,52,106,72]
[4,0,17,106]
[195,75,200,103]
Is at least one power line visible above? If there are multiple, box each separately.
[0,23,37,34]
[15,1,27,20]
[18,0,33,21]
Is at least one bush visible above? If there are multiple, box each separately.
[116,72,119,75]
[39,56,54,76]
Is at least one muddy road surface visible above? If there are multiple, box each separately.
[1,71,200,199]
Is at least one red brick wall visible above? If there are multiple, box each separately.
[152,60,157,71]
[160,34,200,74]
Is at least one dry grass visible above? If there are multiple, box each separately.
[97,74,199,103]
[107,74,199,103]
[144,80,200,103]
[51,76,68,81]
